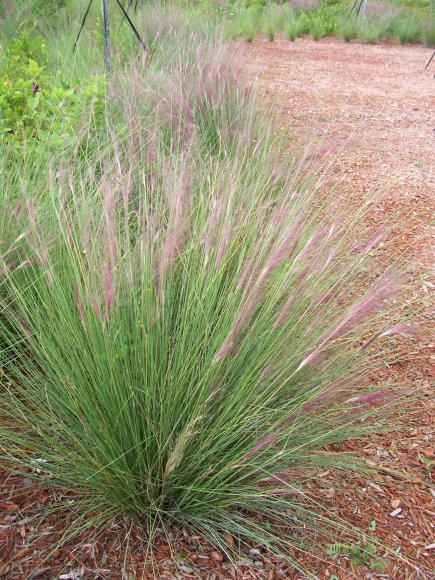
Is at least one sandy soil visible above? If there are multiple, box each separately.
[1,38,434,579]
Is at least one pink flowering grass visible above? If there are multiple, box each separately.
[0,5,424,576]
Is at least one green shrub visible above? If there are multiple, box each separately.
[0,31,106,159]
[300,5,339,37]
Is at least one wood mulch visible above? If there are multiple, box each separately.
[1,37,434,578]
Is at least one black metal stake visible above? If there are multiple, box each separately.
[425,51,435,70]
[74,0,148,69]
[73,0,94,53]
[115,0,148,55]
[345,0,364,25]
[100,0,111,72]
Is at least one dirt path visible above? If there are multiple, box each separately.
[243,37,435,578]
[244,37,434,265]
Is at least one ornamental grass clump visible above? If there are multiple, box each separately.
[284,11,302,42]
[394,17,421,45]
[262,6,285,42]
[340,19,357,42]
[231,9,259,43]
[309,17,325,41]
[0,4,418,575]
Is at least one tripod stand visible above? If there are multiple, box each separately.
[73,0,148,71]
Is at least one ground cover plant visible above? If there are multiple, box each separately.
[0,0,426,576]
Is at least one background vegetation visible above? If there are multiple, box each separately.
[224,0,435,46]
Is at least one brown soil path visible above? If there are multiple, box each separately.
[243,38,434,262]
[242,37,435,578]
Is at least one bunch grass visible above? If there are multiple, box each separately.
[309,17,325,41]
[358,18,389,44]
[0,1,423,576]
[284,12,302,41]
[340,19,358,42]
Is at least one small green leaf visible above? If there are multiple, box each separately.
[28,92,40,110]
[27,59,45,76]
[369,519,377,531]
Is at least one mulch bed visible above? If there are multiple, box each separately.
[1,375,433,578]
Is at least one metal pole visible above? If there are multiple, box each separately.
[115,0,148,55]
[101,0,111,72]
[73,0,94,53]
[362,0,368,20]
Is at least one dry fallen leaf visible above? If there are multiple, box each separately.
[224,531,235,548]
[211,550,223,562]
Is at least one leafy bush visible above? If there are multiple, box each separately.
[299,5,339,36]
[0,31,106,159]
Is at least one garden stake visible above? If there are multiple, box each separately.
[101,0,111,72]
[73,0,148,72]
